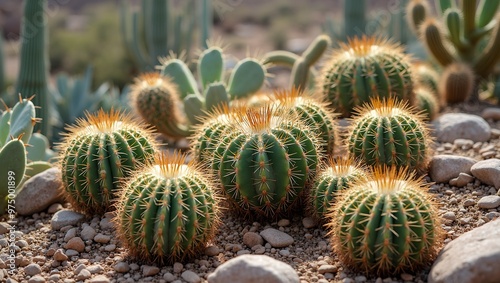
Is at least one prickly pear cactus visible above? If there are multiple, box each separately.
[130,73,189,138]
[272,88,337,154]
[310,158,366,220]
[347,98,431,170]
[318,36,414,118]
[326,166,444,275]
[115,152,219,263]
[59,109,157,214]
[0,138,26,215]
[211,106,320,218]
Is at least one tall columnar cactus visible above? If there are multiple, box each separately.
[347,98,431,171]
[130,73,189,138]
[407,0,500,101]
[439,63,475,104]
[115,151,220,263]
[15,0,51,139]
[120,0,212,71]
[326,166,444,275]
[344,0,366,39]
[272,88,337,154]
[310,158,366,220]
[318,36,414,118]
[414,87,440,121]
[58,109,157,214]
[152,45,266,139]
[263,35,331,90]
[209,106,320,218]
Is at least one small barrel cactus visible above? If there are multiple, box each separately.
[309,158,366,220]
[318,36,414,118]
[439,62,474,104]
[326,166,444,275]
[413,62,440,96]
[272,88,337,154]
[211,106,320,218]
[347,98,431,170]
[115,151,220,263]
[415,87,439,121]
[130,73,189,138]
[59,109,157,214]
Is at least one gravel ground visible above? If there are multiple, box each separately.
[1,102,500,283]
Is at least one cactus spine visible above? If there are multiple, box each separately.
[310,158,366,220]
[318,36,414,118]
[439,63,475,104]
[327,167,443,275]
[347,98,431,170]
[59,109,157,214]
[130,73,189,138]
[210,106,320,218]
[407,0,500,101]
[15,0,51,139]
[115,151,220,263]
[263,35,331,90]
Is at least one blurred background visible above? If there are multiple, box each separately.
[0,0,415,92]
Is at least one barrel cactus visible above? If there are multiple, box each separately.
[272,88,338,154]
[415,87,439,121]
[439,63,474,104]
[59,109,157,214]
[211,106,320,218]
[130,72,189,138]
[414,62,440,96]
[318,36,414,118]
[347,98,431,170]
[115,151,220,263]
[326,166,443,275]
[310,158,366,220]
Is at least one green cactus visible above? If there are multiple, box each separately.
[115,151,220,263]
[415,87,440,121]
[407,0,500,101]
[347,98,431,171]
[344,0,367,39]
[310,158,366,220]
[120,0,212,71]
[318,36,414,118]
[414,62,440,96]
[15,0,51,139]
[0,29,4,96]
[209,106,320,218]
[326,166,443,275]
[58,109,157,214]
[0,138,27,215]
[27,133,56,163]
[0,96,38,147]
[263,35,331,90]
[439,62,475,104]
[272,88,337,154]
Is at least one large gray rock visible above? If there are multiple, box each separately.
[207,255,299,283]
[429,155,477,183]
[433,113,491,142]
[429,219,500,283]
[15,167,65,216]
[471,159,500,188]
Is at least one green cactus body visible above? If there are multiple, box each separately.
[415,87,439,121]
[272,88,337,154]
[0,96,37,147]
[310,158,365,220]
[347,98,430,170]
[319,37,414,118]
[115,152,219,263]
[327,167,443,275]
[130,73,190,138]
[439,62,474,104]
[211,106,320,218]
[0,138,27,214]
[27,133,56,162]
[59,110,157,214]
[414,62,440,96]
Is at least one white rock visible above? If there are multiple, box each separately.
[433,113,491,142]
[429,155,477,183]
[429,219,500,283]
[76,269,91,280]
[318,265,337,274]
[471,159,500,188]
[481,107,500,121]
[51,210,85,230]
[207,255,299,283]
[181,270,201,283]
[173,262,183,273]
[28,276,45,283]
[243,232,264,248]
[99,217,114,230]
[15,168,64,216]
[0,222,11,235]
[442,212,456,221]
[477,196,500,209]
[64,228,76,242]
[260,228,294,248]
[87,264,104,274]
